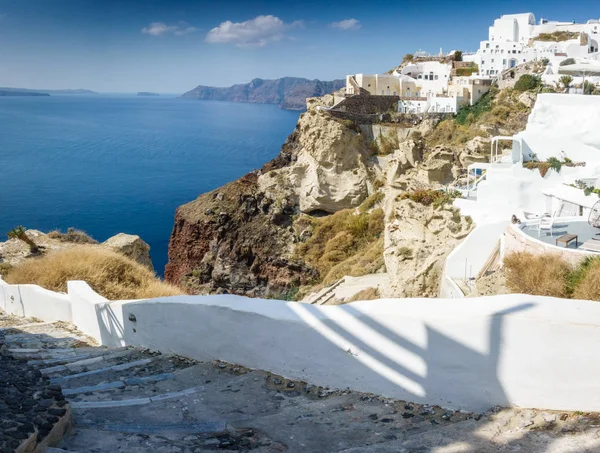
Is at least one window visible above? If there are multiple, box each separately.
[430,71,434,80]
[435,75,439,80]
[486,43,490,48]
[503,59,507,65]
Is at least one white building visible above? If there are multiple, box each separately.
[398,95,458,114]
[475,13,600,76]
[346,59,492,114]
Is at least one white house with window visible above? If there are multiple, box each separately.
[398,94,458,114]
[474,13,600,76]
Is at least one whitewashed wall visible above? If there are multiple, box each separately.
[2,277,600,413]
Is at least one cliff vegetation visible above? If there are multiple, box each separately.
[3,246,182,300]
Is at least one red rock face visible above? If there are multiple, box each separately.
[165,132,316,298]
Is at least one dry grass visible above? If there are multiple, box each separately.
[347,287,380,302]
[503,252,570,298]
[295,204,385,285]
[47,228,98,244]
[572,257,600,301]
[4,245,183,300]
[323,237,385,284]
[426,87,533,148]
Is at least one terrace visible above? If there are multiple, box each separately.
[520,217,600,252]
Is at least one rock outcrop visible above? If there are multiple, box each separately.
[101,233,153,271]
[0,230,153,272]
[259,110,372,213]
[384,199,473,297]
[165,109,373,296]
[165,173,316,297]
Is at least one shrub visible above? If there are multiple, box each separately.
[48,227,98,245]
[583,80,599,95]
[373,179,385,191]
[453,50,463,62]
[455,64,478,76]
[454,88,496,125]
[402,54,413,63]
[397,247,413,259]
[4,245,183,300]
[536,32,579,42]
[368,139,380,154]
[514,74,542,92]
[359,192,385,213]
[7,226,38,253]
[398,189,460,208]
[572,257,600,301]
[566,256,600,296]
[546,156,562,173]
[503,252,570,298]
[295,208,385,284]
[559,75,573,90]
[559,58,576,66]
[378,132,399,155]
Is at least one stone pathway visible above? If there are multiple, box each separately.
[1,311,600,452]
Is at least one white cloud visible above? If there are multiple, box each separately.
[142,22,197,36]
[329,18,361,31]
[205,15,302,47]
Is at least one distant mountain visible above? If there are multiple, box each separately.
[137,92,160,96]
[0,87,96,95]
[0,90,49,97]
[181,77,346,111]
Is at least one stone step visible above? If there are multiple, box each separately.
[49,358,154,384]
[62,372,175,396]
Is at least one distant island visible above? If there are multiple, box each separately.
[137,92,160,96]
[0,87,96,95]
[0,90,49,97]
[181,77,345,111]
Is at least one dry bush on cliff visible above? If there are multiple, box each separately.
[47,227,98,244]
[4,245,182,300]
[572,257,600,301]
[503,252,570,298]
[295,205,385,284]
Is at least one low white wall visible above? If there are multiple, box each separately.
[445,221,509,281]
[2,278,600,413]
[0,280,72,322]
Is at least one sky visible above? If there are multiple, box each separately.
[0,0,598,93]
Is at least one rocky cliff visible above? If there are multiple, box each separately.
[181,77,345,111]
[165,105,374,297]
[167,85,534,300]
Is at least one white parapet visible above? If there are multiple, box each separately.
[2,277,600,412]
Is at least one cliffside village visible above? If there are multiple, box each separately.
[345,12,600,114]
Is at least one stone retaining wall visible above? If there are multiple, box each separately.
[335,95,400,114]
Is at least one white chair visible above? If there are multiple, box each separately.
[538,213,555,237]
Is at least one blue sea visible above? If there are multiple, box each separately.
[0,95,300,275]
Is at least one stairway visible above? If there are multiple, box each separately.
[2,311,600,452]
